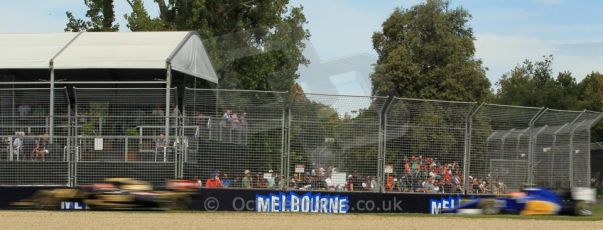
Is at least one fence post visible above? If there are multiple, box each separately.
[565,110,585,188]
[280,93,293,190]
[378,96,394,193]
[527,108,546,185]
[282,93,297,190]
[49,68,55,144]
[165,65,172,143]
[463,103,480,195]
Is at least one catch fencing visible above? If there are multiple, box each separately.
[0,87,601,195]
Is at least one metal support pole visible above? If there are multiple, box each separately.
[283,93,297,190]
[567,110,586,188]
[378,96,394,193]
[463,103,481,195]
[50,68,55,144]
[527,108,546,185]
[125,136,129,161]
[550,123,570,188]
[569,120,587,187]
[279,94,288,190]
[165,65,172,141]
[515,128,530,156]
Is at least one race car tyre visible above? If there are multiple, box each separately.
[574,201,593,216]
[479,199,501,215]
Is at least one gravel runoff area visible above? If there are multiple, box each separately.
[1,211,602,230]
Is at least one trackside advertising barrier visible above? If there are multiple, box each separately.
[256,192,349,213]
[190,188,489,213]
[0,187,489,213]
[429,196,461,214]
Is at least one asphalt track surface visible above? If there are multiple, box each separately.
[1,211,603,230]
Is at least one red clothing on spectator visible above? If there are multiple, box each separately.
[386,175,394,191]
[205,178,222,188]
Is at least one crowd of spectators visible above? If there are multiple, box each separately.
[195,156,507,195]
[5,132,50,161]
[200,169,282,189]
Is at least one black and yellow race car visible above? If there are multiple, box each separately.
[13,178,201,210]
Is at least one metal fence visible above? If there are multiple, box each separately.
[0,88,70,185]
[288,93,387,192]
[183,88,287,189]
[0,87,601,195]
[72,88,179,186]
[385,98,475,193]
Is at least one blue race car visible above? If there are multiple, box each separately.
[443,187,596,216]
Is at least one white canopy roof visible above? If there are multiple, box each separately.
[0,31,218,83]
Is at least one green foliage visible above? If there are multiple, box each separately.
[80,102,109,136]
[88,102,108,117]
[495,56,603,141]
[495,55,579,110]
[82,123,97,136]
[125,127,140,136]
[577,72,603,141]
[371,0,491,101]
[65,0,119,32]
[124,0,165,31]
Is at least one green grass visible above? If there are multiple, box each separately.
[375,204,603,221]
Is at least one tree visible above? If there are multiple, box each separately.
[371,0,490,101]
[496,57,603,142]
[577,72,603,141]
[124,0,164,31]
[495,55,579,110]
[65,0,119,32]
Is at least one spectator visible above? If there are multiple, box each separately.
[205,173,222,188]
[471,177,480,193]
[255,172,267,188]
[32,133,49,161]
[221,173,232,188]
[370,176,379,192]
[240,112,248,128]
[170,103,180,117]
[231,112,239,129]
[220,110,231,141]
[266,170,276,188]
[230,112,240,143]
[289,176,299,189]
[386,174,395,191]
[154,133,168,161]
[220,110,231,127]
[12,133,23,160]
[452,173,463,193]
[479,180,489,193]
[196,112,209,129]
[242,169,253,188]
[422,177,439,193]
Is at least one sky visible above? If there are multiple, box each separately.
[1,0,602,97]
